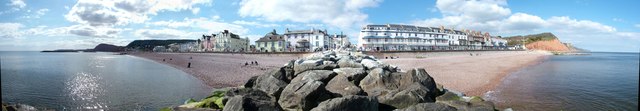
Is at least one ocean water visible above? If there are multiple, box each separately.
[1,51,211,110]
[486,52,639,110]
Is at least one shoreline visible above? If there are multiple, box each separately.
[131,51,550,96]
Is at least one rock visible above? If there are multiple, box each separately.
[325,74,364,97]
[310,95,378,111]
[278,80,333,111]
[435,92,495,111]
[293,59,337,75]
[244,76,259,88]
[393,103,457,111]
[251,74,288,98]
[337,59,363,68]
[223,88,282,111]
[332,68,367,84]
[360,59,382,69]
[378,84,433,109]
[290,70,337,83]
[359,68,401,97]
[400,68,440,100]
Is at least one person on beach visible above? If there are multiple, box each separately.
[187,62,191,68]
[470,53,473,56]
[163,59,166,61]
[245,62,249,66]
[189,56,192,59]
[170,58,172,60]
[255,61,259,65]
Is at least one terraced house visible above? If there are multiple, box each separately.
[358,24,506,51]
[256,30,286,52]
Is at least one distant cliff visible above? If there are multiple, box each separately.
[125,39,197,51]
[93,43,124,52]
[504,32,586,52]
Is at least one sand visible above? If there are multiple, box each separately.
[381,51,550,96]
[132,51,549,96]
[130,52,306,88]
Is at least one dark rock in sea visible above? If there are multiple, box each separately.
[222,88,282,111]
[310,95,378,111]
[393,103,457,111]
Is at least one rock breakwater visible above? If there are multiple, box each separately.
[169,50,501,111]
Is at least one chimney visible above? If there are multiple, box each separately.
[224,30,229,34]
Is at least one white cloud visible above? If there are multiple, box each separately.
[238,0,382,29]
[0,23,76,39]
[21,8,50,19]
[0,23,25,38]
[232,20,280,27]
[149,17,249,35]
[436,0,510,22]
[546,16,616,33]
[7,0,26,9]
[67,25,122,38]
[65,0,211,26]
[135,28,198,39]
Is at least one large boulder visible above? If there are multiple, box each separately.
[289,70,337,83]
[378,84,433,109]
[337,59,363,68]
[247,74,288,98]
[223,88,282,111]
[360,59,383,69]
[310,95,378,111]
[393,103,457,111]
[332,68,367,84]
[435,92,495,111]
[400,68,440,100]
[325,74,364,97]
[359,68,401,97]
[293,59,337,75]
[278,80,332,111]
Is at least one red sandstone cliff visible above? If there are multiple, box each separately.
[526,39,571,52]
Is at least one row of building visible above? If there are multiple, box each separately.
[156,29,351,53]
[155,24,511,53]
[357,24,509,51]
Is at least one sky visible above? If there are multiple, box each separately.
[1,0,639,52]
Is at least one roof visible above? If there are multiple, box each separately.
[256,30,285,42]
[256,35,284,42]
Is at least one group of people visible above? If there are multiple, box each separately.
[469,53,481,56]
[244,61,259,66]
[385,56,400,59]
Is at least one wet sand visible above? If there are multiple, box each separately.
[382,51,550,96]
[132,51,549,96]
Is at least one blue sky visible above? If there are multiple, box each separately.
[1,0,639,52]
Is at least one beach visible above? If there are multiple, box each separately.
[381,51,550,96]
[131,53,307,88]
[132,51,549,96]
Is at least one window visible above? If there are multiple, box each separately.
[278,41,282,46]
[263,42,266,47]
[316,41,319,46]
[316,36,318,40]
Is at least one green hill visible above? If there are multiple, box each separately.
[504,32,558,46]
[125,39,197,51]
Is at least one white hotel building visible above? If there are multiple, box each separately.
[283,28,332,52]
[358,24,504,51]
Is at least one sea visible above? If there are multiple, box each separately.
[1,51,211,110]
[486,52,640,110]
